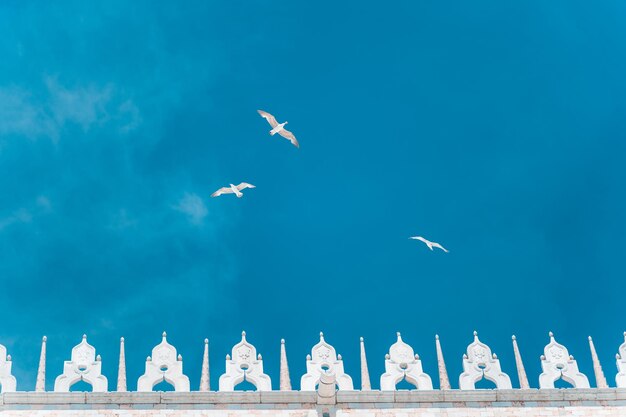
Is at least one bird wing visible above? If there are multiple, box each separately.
[236,182,256,191]
[278,128,299,148]
[211,187,233,197]
[432,242,449,253]
[410,236,427,243]
[257,110,278,128]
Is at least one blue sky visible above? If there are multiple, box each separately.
[0,1,625,391]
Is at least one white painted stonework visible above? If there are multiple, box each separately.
[53,335,108,392]
[380,332,432,390]
[335,408,626,417]
[0,343,16,393]
[616,332,626,388]
[219,331,271,391]
[539,332,590,388]
[137,332,190,392]
[459,331,512,390]
[301,332,353,391]
[0,412,317,417]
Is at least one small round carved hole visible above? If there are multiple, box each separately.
[78,365,87,372]
[399,363,408,370]
[160,365,168,372]
[556,364,564,370]
[240,363,249,370]
[321,364,330,372]
[477,363,487,370]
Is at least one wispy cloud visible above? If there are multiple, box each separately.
[173,193,208,225]
[0,78,141,142]
[0,195,52,232]
[0,87,56,139]
[0,208,32,231]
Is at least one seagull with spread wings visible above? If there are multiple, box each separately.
[211,182,256,198]
[257,110,299,148]
[409,236,449,253]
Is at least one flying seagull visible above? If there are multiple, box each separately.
[409,236,449,253]
[257,110,299,148]
[211,183,256,198]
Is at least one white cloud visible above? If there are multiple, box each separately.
[0,87,56,139]
[173,193,208,225]
[46,77,113,130]
[0,78,141,141]
[0,208,32,231]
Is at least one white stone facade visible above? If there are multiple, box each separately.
[301,333,353,391]
[137,332,190,392]
[459,331,511,390]
[539,332,590,389]
[380,332,432,390]
[219,332,271,391]
[616,332,626,388]
[0,343,16,393]
[53,335,108,393]
[0,411,625,417]
[2,330,626,393]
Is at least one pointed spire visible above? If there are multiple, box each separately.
[279,339,292,391]
[35,336,47,392]
[360,337,371,390]
[511,335,530,389]
[200,338,210,391]
[588,336,608,388]
[435,335,451,390]
[117,337,127,392]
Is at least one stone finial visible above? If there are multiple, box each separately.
[301,332,353,391]
[219,331,271,391]
[459,331,511,390]
[54,335,108,392]
[200,338,210,391]
[137,332,190,392]
[359,337,371,391]
[117,337,127,392]
[435,335,451,390]
[615,331,626,388]
[511,335,530,389]
[539,332,590,388]
[588,336,608,388]
[380,332,433,390]
[280,338,292,391]
[35,336,47,392]
[0,342,17,392]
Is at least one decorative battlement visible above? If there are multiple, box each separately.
[1,331,626,394]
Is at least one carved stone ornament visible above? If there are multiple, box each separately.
[539,332,590,388]
[616,332,626,388]
[301,332,353,391]
[380,332,432,390]
[218,331,271,391]
[53,335,108,392]
[137,332,190,392]
[459,331,512,389]
[0,343,16,392]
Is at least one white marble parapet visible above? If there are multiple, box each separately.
[0,388,626,409]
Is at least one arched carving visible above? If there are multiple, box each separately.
[539,332,589,388]
[380,332,432,390]
[0,343,16,392]
[301,332,353,391]
[616,332,626,388]
[459,331,511,390]
[53,335,108,392]
[219,331,271,391]
[137,332,190,392]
